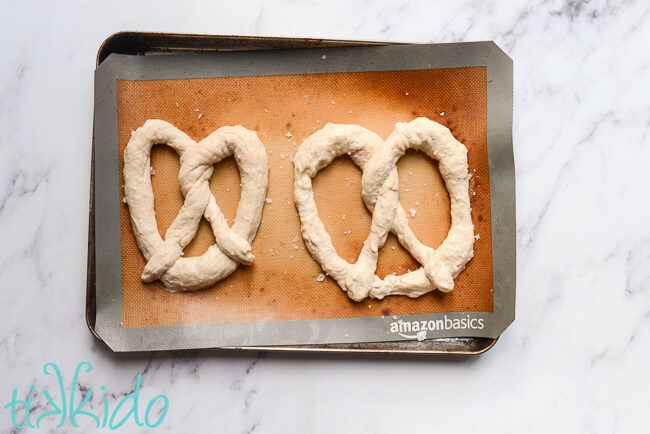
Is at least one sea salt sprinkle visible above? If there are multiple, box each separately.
[316,274,325,282]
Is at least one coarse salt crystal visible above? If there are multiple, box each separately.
[194,108,200,112]
[285,132,292,138]
[342,214,346,220]
[316,274,325,282]
[198,113,203,119]
[416,330,426,341]
[122,197,127,204]
[331,100,335,104]
[294,245,298,250]
[293,235,300,242]
[150,167,155,175]
[266,198,272,203]
[475,234,481,240]
[409,208,417,218]
[405,92,409,95]
[415,201,419,206]
[322,55,327,60]
[440,112,445,116]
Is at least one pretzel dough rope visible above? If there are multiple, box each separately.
[123,119,268,292]
[294,118,474,301]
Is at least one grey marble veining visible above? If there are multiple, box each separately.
[1,0,649,432]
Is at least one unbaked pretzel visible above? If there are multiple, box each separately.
[123,119,268,292]
[294,118,474,301]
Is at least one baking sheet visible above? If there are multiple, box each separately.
[93,42,515,351]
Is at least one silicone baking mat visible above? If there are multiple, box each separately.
[93,42,515,350]
[116,67,493,328]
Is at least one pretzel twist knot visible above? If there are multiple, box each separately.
[123,120,268,292]
[294,118,474,302]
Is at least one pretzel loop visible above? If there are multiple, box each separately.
[293,124,399,301]
[363,117,475,299]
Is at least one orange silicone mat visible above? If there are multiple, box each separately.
[116,67,493,328]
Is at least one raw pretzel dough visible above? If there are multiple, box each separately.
[123,119,268,292]
[293,118,474,301]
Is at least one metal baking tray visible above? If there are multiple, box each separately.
[86,31,503,355]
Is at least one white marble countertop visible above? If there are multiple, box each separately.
[1,1,649,432]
